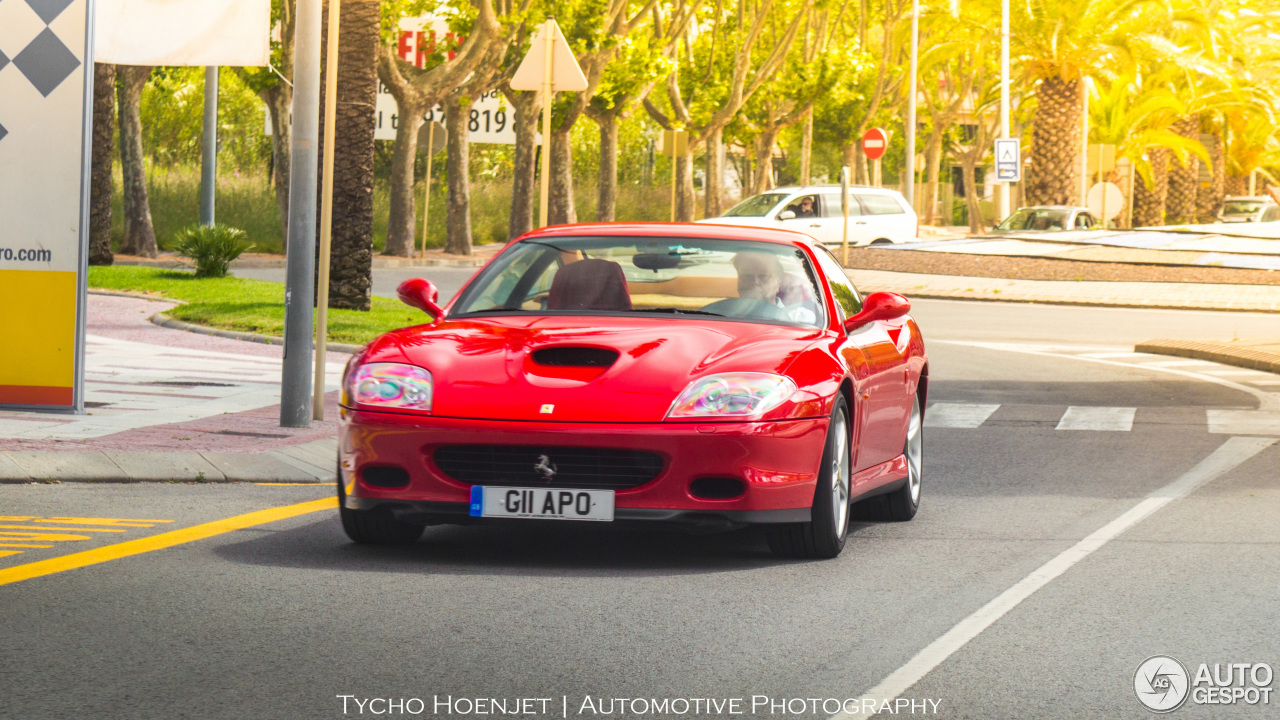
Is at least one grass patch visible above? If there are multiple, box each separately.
[89,266,427,346]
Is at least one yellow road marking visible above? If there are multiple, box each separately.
[0,543,54,549]
[0,516,172,526]
[0,551,22,559]
[0,497,336,587]
[0,532,93,542]
[0,524,128,533]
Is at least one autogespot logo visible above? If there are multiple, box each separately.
[1135,655,1191,713]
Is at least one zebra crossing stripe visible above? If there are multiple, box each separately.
[923,403,1000,428]
[1056,406,1137,431]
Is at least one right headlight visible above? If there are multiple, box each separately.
[343,362,433,412]
[666,372,797,419]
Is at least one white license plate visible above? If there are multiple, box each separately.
[469,486,615,522]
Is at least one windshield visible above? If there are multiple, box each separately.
[451,237,825,328]
[996,208,1071,231]
[1221,201,1265,215]
[722,193,788,218]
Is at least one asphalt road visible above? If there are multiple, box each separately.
[2,300,1277,720]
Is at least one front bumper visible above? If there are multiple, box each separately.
[339,408,829,525]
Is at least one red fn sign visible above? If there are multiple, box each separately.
[862,128,888,160]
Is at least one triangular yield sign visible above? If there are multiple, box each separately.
[511,20,587,92]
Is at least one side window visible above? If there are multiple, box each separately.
[1075,213,1092,229]
[781,194,819,219]
[1265,206,1279,222]
[859,194,907,215]
[813,247,862,320]
[821,193,861,218]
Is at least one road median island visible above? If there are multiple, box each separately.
[88,266,423,347]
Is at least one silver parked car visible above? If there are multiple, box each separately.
[992,206,1099,233]
[1217,196,1280,223]
[699,185,919,246]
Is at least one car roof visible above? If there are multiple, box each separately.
[517,222,824,248]
[1013,205,1089,212]
[771,184,899,195]
[1223,196,1273,203]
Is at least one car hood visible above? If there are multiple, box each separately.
[360,315,822,422]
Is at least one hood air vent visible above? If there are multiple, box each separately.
[531,346,619,368]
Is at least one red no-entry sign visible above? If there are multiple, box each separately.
[862,128,888,160]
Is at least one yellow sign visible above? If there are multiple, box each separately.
[661,129,689,157]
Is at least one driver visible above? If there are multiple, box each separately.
[731,252,817,323]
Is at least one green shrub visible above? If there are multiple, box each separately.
[171,224,254,277]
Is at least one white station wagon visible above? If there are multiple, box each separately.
[699,185,919,246]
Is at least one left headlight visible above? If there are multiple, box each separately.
[343,362,433,412]
[667,372,797,419]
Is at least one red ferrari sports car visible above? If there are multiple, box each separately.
[338,223,927,558]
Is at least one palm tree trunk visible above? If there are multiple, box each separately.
[1165,115,1199,224]
[316,0,378,311]
[596,112,619,222]
[1132,149,1168,227]
[1025,76,1081,206]
[444,93,472,255]
[90,63,115,266]
[1224,175,1247,196]
[116,65,156,258]
[507,89,540,237]
[1196,131,1223,221]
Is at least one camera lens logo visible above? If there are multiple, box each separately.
[1135,656,1190,713]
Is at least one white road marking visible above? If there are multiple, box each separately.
[1196,369,1271,377]
[923,403,1000,429]
[1078,352,1144,359]
[1055,406,1136,431]
[1206,409,1280,436]
[832,436,1275,720]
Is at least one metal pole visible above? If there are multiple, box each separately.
[312,0,341,422]
[997,0,1010,220]
[200,66,218,226]
[841,165,850,266]
[537,19,554,228]
[1079,78,1089,206]
[904,0,918,207]
[1249,169,1256,196]
[420,124,434,257]
[281,0,322,428]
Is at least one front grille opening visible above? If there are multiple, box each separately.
[361,465,411,488]
[531,346,619,367]
[689,477,745,500]
[434,445,663,490]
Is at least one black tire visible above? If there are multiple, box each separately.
[767,396,852,559]
[337,461,424,545]
[851,392,922,522]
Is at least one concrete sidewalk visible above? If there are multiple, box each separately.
[1,294,347,484]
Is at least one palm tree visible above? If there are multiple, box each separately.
[1011,0,1176,206]
[1088,73,1208,226]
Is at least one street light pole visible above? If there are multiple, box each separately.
[280,0,322,427]
[997,0,1010,220]
[199,66,217,226]
[904,0,918,208]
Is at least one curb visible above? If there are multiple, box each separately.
[0,439,338,485]
[1134,339,1280,375]
[148,312,364,355]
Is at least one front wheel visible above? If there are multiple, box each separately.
[337,462,424,545]
[767,396,852,559]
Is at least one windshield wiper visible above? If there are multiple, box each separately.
[639,307,727,317]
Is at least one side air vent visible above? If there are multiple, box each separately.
[531,346,619,367]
